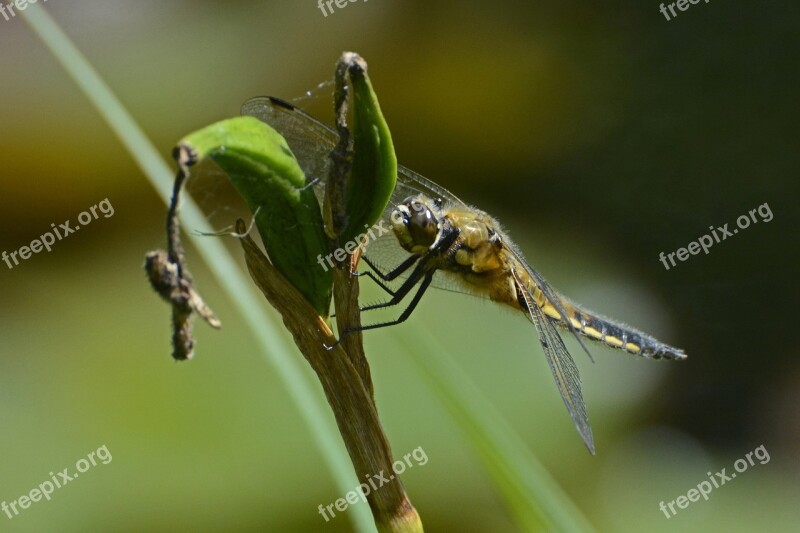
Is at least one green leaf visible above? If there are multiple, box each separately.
[176,116,332,316]
[342,62,398,245]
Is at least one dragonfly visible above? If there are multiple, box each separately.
[241,95,687,454]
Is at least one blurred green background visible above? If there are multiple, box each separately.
[0,1,797,531]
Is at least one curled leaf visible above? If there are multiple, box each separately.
[340,53,398,245]
[175,116,332,316]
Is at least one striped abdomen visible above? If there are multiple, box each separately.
[524,281,686,361]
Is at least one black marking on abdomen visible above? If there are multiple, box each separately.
[568,309,685,361]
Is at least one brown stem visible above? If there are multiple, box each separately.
[144,146,220,360]
[238,223,421,532]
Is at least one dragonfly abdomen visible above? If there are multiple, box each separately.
[562,304,686,360]
[519,278,686,361]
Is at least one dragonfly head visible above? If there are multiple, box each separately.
[391,195,441,254]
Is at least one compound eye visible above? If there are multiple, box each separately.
[408,204,438,247]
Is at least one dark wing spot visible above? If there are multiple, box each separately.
[268,96,295,110]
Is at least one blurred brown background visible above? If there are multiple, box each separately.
[0,1,797,531]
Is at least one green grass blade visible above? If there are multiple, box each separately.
[20,6,374,532]
[397,330,595,532]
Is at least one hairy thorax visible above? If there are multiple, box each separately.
[437,210,520,305]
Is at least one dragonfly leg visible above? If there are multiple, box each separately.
[360,262,426,312]
[338,271,434,342]
[356,254,420,299]
[330,255,421,319]
[361,254,418,281]
[357,270,397,297]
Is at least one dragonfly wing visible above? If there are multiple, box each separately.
[512,267,595,454]
[241,96,336,186]
[503,240,595,363]
[241,96,469,209]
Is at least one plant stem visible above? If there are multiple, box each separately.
[239,222,421,532]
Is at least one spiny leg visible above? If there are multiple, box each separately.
[356,254,420,298]
[338,271,435,343]
[361,254,419,281]
[331,254,420,318]
[357,270,397,297]
[360,261,428,313]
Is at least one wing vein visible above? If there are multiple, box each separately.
[512,267,595,455]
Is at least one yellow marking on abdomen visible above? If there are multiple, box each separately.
[520,280,682,360]
[604,336,623,347]
[583,326,602,338]
[542,304,562,321]
[625,342,642,354]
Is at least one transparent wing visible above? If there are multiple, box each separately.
[241,96,467,207]
[241,96,476,297]
[512,267,595,454]
[502,237,595,363]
